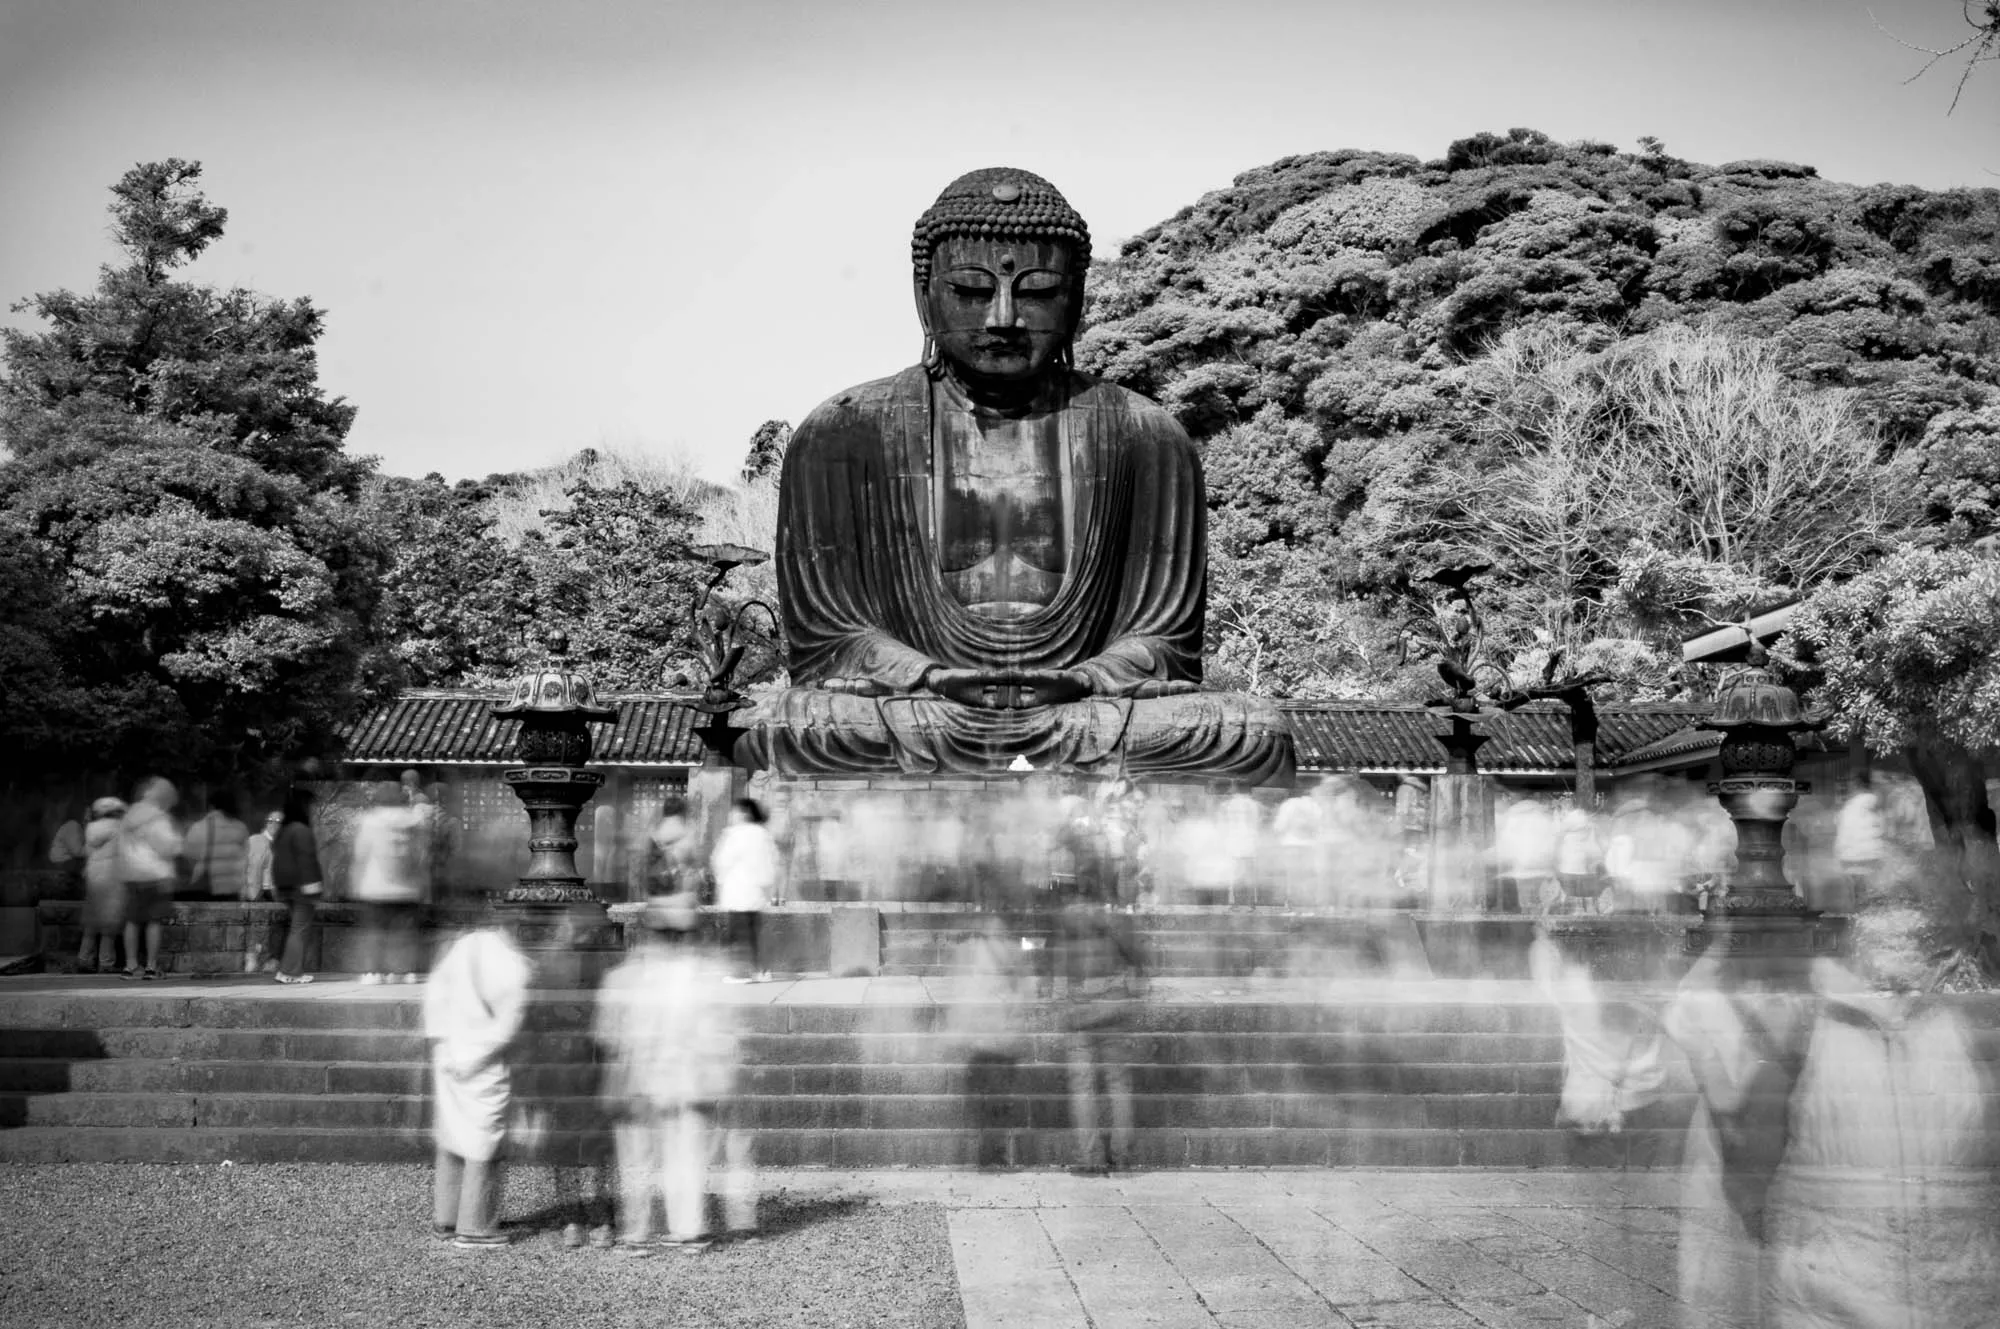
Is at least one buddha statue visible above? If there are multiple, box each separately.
[735,167,1293,782]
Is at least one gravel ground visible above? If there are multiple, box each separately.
[2,1164,964,1329]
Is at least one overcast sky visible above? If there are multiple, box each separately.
[2,0,1994,483]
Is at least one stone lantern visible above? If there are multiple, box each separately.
[492,633,617,906]
[1692,641,1844,959]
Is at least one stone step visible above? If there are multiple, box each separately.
[0,992,1577,1036]
[3,1088,1638,1134]
[0,1057,1571,1097]
[0,1123,1693,1169]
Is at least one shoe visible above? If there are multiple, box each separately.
[397,973,423,984]
[662,1237,711,1253]
[275,972,315,985]
[431,1222,456,1242]
[243,956,259,974]
[358,973,384,986]
[589,1225,615,1250]
[755,972,773,984]
[452,1232,507,1249]
[562,1222,585,1249]
[121,967,140,981]
[614,1241,654,1258]
[260,959,278,973]
[141,968,159,981]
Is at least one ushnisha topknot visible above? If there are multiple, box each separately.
[911,167,1092,289]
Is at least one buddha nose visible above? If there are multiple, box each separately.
[987,284,1018,329]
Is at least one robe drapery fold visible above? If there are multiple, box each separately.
[779,367,1204,694]
[740,366,1293,782]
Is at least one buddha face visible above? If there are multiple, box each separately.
[923,236,1077,391]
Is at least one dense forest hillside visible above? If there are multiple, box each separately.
[1077,129,2000,702]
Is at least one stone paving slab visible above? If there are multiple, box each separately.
[758,1169,1700,1329]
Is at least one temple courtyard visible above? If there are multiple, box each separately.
[4,1161,1686,1329]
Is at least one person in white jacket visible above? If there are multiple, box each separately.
[422,919,532,1248]
[711,799,780,982]
[349,787,430,984]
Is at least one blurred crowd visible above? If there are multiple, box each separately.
[49,771,451,983]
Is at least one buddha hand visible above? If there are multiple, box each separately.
[1130,679,1199,699]
[924,667,1094,710]
[820,677,896,697]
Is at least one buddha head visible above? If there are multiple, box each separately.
[912,167,1092,396]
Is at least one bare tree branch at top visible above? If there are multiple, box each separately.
[1872,1,2000,114]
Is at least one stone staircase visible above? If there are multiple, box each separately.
[0,980,1697,1169]
[7,981,1994,1169]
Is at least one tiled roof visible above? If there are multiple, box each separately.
[340,691,705,767]
[340,691,1712,775]
[1281,700,1710,774]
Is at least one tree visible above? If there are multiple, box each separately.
[3,159,366,494]
[0,160,383,781]
[369,474,536,687]
[740,419,791,483]
[1783,545,2000,973]
[524,479,709,691]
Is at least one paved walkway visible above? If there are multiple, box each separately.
[768,1169,1688,1329]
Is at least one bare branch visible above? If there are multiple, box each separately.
[1872,1,2000,113]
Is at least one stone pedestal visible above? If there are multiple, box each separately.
[1427,714,1495,915]
[1429,773,1495,914]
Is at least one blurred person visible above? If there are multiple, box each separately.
[1830,773,1886,916]
[593,892,750,1253]
[1665,946,1817,1329]
[48,804,86,892]
[644,796,701,900]
[1495,796,1557,915]
[1764,898,2000,1327]
[923,793,965,903]
[513,928,615,1252]
[402,768,457,898]
[1055,887,1147,1174]
[268,789,324,985]
[1272,786,1325,909]
[948,913,1034,1168]
[1529,925,1668,1137]
[423,912,533,1249]
[349,785,429,984]
[76,798,127,973]
[1176,808,1234,908]
[1048,796,1099,901]
[1554,801,1605,911]
[711,798,779,983]
[1218,784,1263,904]
[241,809,281,972]
[183,791,249,901]
[117,777,182,980]
[815,808,853,904]
[1686,801,1736,915]
[1603,794,1687,913]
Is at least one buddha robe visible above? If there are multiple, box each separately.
[737,366,1292,782]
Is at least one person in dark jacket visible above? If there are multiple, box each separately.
[268,789,324,985]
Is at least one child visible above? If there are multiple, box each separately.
[421,916,532,1249]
